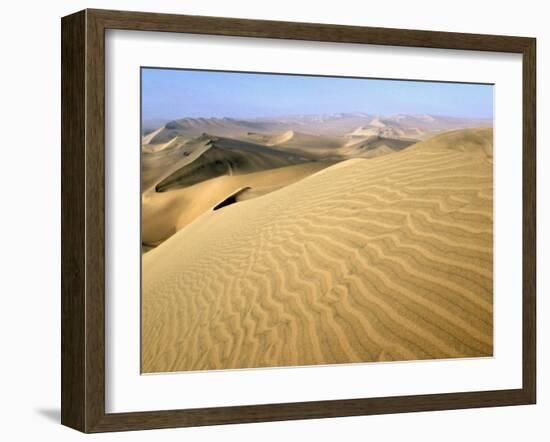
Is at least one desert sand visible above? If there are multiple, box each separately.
[141,119,493,373]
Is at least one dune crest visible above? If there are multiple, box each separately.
[266,130,295,146]
[408,127,493,158]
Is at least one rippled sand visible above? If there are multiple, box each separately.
[141,128,493,373]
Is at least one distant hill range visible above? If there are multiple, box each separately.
[142,112,492,142]
[141,112,493,198]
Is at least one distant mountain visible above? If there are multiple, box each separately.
[143,113,492,144]
[142,118,171,135]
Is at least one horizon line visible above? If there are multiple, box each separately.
[142,111,494,124]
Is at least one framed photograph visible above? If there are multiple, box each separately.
[61,9,536,433]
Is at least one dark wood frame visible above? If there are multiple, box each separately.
[61,8,536,433]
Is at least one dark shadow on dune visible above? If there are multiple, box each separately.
[35,407,60,423]
[213,187,251,211]
[154,133,310,193]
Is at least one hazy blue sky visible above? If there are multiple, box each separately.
[141,68,493,121]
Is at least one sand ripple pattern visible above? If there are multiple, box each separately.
[142,128,493,373]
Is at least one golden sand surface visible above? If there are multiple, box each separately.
[141,128,493,373]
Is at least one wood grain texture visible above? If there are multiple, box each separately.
[60,8,537,433]
[85,9,108,433]
[522,38,536,403]
[60,10,86,431]
[90,8,532,52]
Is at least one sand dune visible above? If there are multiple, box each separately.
[245,130,417,160]
[143,117,266,143]
[142,136,209,191]
[349,125,407,139]
[141,128,493,373]
[141,130,415,247]
[141,113,492,194]
[341,135,416,158]
[263,130,348,159]
[142,161,334,246]
[143,134,308,192]
[154,141,307,193]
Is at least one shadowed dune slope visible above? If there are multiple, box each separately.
[154,136,308,193]
[142,128,493,373]
[142,137,200,191]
